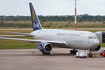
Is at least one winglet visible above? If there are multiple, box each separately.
[29,3,43,31]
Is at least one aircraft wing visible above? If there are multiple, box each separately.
[5,31,29,35]
[0,37,66,45]
[0,35,30,37]
[3,31,34,37]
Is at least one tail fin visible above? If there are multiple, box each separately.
[29,3,43,31]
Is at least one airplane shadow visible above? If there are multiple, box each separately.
[50,53,74,56]
[1,52,104,58]
[1,53,74,57]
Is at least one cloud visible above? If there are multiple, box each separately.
[31,0,75,15]
[77,0,105,15]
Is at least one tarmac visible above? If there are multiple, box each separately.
[0,48,105,70]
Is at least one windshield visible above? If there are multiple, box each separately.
[88,37,97,39]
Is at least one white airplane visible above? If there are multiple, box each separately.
[0,3,104,57]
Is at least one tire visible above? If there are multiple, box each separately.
[70,50,73,54]
[42,52,50,55]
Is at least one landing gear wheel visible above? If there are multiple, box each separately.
[42,52,50,55]
[70,50,73,54]
[88,54,92,57]
[70,49,78,54]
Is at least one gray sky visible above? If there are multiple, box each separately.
[0,0,105,16]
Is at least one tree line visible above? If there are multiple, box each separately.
[0,14,105,22]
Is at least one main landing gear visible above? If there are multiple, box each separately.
[70,49,78,54]
[42,52,50,55]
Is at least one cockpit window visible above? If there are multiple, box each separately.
[92,37,96,39]
[88,37,92,39]
[88,37,96,39]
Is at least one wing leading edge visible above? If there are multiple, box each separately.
[4,31,33,37]
[0,37,66,45]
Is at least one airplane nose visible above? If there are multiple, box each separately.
[94,40,100,47]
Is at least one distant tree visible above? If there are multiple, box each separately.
[94,20,96,23]
[68,22,70,24]
[13,17,18,21]
[98,19,101,22]
[103,21,105,24]
[1,16,4,23]
[41,21,43,25]
[48,25,50,28]
[50,23,52,25]
[0,14,105,22]
[66,25,68,27]
[90,20,91,23]
[78,18,82,23]
[58,26,62,28]
[41,19,46,22]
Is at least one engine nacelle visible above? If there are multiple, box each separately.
[38,43,53,54]
[95,31,105,43]
[92,45,101,52]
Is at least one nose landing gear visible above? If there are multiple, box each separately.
[88,49,92,57]
[88,49,96,58]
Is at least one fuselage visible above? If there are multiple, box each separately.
[30,29,100,50]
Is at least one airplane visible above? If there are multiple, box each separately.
[0,3,105,57]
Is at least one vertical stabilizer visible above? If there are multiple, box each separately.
[29,3,43,31]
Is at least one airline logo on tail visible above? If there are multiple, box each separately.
[29,2,43,31]
[32,8,35,22]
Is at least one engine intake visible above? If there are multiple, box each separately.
[92,45,101,52]
[38,43,52,54]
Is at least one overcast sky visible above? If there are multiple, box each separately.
[0,0,105,16]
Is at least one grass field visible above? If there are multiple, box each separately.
[1,21,105,29]
[0,29,105,49]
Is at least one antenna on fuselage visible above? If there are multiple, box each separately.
[75,0,77,30]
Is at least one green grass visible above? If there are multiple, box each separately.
[4,21,32,24]
[100,43,105,47]
[0,21,105,29]
[0,39,37,49]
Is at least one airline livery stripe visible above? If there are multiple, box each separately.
[32,9,35,22]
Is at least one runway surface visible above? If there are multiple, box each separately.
[0,48,105,70]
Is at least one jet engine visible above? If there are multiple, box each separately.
[38,43,53,54]
[92,45,101,52]
[95,31,105,43]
